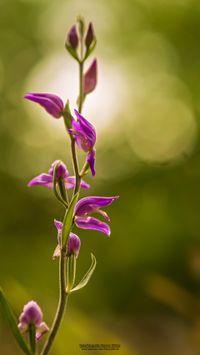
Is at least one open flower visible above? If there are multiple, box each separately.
[74,196,119,236]
[18,301,49,342]
[53,219,81,258]
[69,110,96,176]
[84,59,97,95]
[28,160,90,190]
[24,93,64,118]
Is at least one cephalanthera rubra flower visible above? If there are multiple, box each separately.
[18,301,49,342]
[28,160,90,190]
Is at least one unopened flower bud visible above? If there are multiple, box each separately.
[85,22,95,48]
[49,160,67,180]
[77,16,85,37]
[83,59,97,95]
[67,25,79,50]
[18,301,49,342]
[67,233,81,257]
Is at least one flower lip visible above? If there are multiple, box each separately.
[24,92,64,118]
[75,216,111,236]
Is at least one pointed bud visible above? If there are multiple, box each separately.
[85,23,95,48]
[67,233,81,257]
[83,59,97,95]
[67,25,79,50]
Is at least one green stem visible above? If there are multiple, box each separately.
[58,178,69,205]
[29,324,36,355]
[71,137,81,195]
[78,60,84,113]
[71,37,85,195]
[41,250,68,355]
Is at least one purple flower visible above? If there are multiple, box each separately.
[69,110,96,177]
[24,93,64,118]
[67,25,79,49]
[18,301,49,342]
[84,59,97,95]
[28,160,90,190]
[53,219,81,258]
[85,22,95,48]
[74,196,119,236]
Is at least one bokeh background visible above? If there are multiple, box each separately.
[1,0,200,354]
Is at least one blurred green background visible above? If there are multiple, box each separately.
[1,0,200,354]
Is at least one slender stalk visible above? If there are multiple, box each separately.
[58,178,69,205]
[29,324,36,355]
[78,61,84,113]
[41,250,68,355]
[71,137,81,195]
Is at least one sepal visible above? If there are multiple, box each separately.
[65,43,79,61]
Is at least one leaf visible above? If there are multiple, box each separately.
[84,40,97,61]
[71,253,97,293]
[62,192,79,246]
[65,44,79,61]
[0,288,32,355]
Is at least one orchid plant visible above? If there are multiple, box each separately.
[0,17,119,355]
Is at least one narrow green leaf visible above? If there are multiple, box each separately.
[0,288,32,355]
[62,192,79,246]
[84,40,97,61]
[71,253,97,293]
[65,43,79,61]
